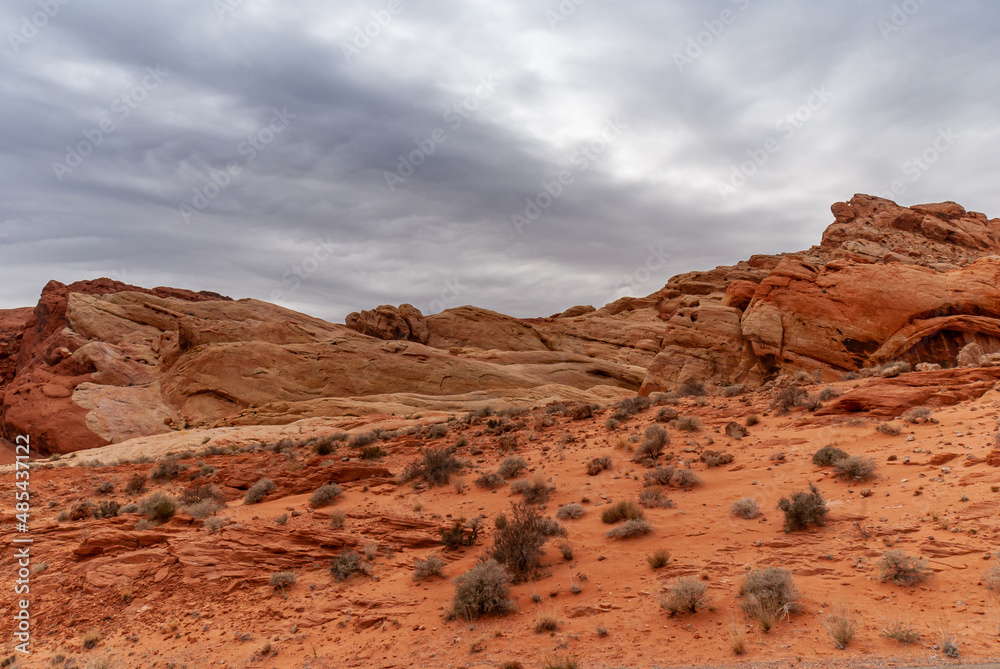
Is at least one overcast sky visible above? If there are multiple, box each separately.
[2,1,998,322]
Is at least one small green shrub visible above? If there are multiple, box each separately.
[138,492,177,523]
[486,503,553,581]
[475,472,504,489]
[497,456,528,479]
[330,550,371,581]
[510,475,553,504]
[833,455,878,482]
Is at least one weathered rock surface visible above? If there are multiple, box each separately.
[5,195,1000,454]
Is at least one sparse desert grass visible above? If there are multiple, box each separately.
[510,474,553,504]
[269,571,296,592]
[535,613,559,633]
[556,503,584,519]
[450,559,513,620]
[497,456,528,479]
[541,655,579,669]
[363,542,379,560]
[674,416,701,432]
[729,618,747,655]
[414,555,445,579]
[330,550,371,582]
[824,605,856,649]
[777,483,828,532]
[559,543,574,560]
[833,455,878,482]
[878,549,929,585]
[601,500,644,524]
[309,483,344,508]
[939,630,960,658]
[661,577,708,615]
[730,497,761,519]
[812,445,848,466]
[739,567,799,632]
[244,479,276,504]
[329,509,346,529]
[606,518,652,539]
[745,414,760,426]
[647,548,670,569]
[82,629,101,649]
[882,617,920,644]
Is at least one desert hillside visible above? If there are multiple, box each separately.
[1,195,1000,668]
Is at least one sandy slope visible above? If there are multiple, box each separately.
[1,377,999,668]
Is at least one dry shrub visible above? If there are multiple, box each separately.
[730,497,760,519]
[138,492,177,523]
[486,502,553,581]
[678,378,706,397]
[661,577,707,615]
[817,386,841,402]
[556,503,584,519]
[985,564,1000,592]
[606,519,652,539]
[450,559,513,620]
[510,474,553,504]
[777,483,828,532]
[244,479,275,504]
[643,466,675,487]
[638,487,672,509]
[308,483,344,508]
[673,416,701,432]
[902,406,933,424]
[824,605,856,649]
[125,474,147,494]
[414,555,445,579]
[498,456,528,479]
[611,395,651,421]
[878,549,929,585]
[745,414,760,426]
[440,516,482,549]
[882,617,920,644]
[330,550,371,581]
[671,469,702,489]
[587,455,612,475]
[739,567,799,632]
[812,445,848,466]
[833,455,878,482]
[647,548,670,569]
[877,421,902,435]
[269,571,296,591]
[475,473,504,489]
[150,461,180,481]
[600,500,644,524]
[635,426,669,462]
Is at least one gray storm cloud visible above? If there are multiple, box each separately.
[1,0,998,320]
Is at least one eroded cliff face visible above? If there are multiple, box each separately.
[4,195,1000,454]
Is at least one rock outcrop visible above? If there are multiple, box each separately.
[4,195,1000,454]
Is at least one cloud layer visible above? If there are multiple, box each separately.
[2,0,998,321]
